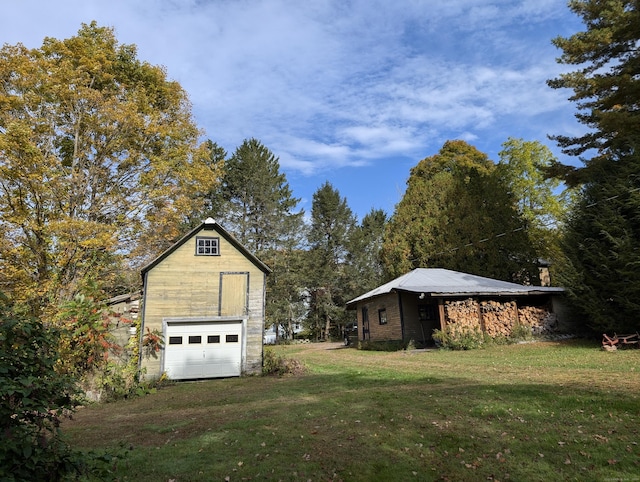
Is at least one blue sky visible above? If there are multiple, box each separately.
[1,0,585,220]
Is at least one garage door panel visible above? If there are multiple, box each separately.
[164,321,242,380]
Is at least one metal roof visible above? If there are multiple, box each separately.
[346,268,564,307]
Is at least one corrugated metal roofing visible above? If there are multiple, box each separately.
[346,268,564,307]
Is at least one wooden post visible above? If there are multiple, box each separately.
[438,298,446,329]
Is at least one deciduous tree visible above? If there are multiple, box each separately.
[0,23,218,314]
[498,138,568,275]
[382,140,538,283]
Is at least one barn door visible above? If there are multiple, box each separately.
[220,272,249,316]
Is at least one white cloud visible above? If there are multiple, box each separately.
[0,0,584,216]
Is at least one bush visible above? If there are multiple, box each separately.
[509,323,534,343]
[262,349,305,376]
[0,294,127,480]
[432,326,486,350]
[0,294,80,480]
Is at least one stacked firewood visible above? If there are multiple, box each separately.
[444,299,480,329]
[481,300,517,337]
[518,305,557,335]
[443,298,557,337]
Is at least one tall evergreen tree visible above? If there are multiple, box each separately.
[220,138,302,253]
[216,138,305,337]
[548,0,640,333]
[306,182,357,340]
[559,156,640,333]
[547,0,640,185]
[382,140,538,283]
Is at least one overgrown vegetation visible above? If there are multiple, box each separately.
[262,347,306,376]
[62,341,640,481]
[0,294,123,480]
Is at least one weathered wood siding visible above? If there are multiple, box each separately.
[140,226,266,378]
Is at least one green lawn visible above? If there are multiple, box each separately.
[64,339,640,481]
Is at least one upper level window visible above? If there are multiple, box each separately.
[196,236,219,256]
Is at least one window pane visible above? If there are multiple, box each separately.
[169,336,182,345]
[226,334,239,343]
[188,335,202,344]
[196,237,219,256]
[378,309,387,325]
[208,335,220,343]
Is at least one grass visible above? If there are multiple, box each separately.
[63,339,640,481]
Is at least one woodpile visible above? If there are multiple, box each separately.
[444,299,478,326]
[518,305,557,335]
[443,298,558,338]
[481,300,517,337]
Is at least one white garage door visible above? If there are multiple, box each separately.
[164,321,242,380]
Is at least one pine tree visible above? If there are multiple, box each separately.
[346,208,388,295]
[216,138,305,338]
[219,138,302,253]
[306,182,357,340]
[548,0,640,333]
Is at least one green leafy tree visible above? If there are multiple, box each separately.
[0,22,218,315]
[382,140,538,283]
[548,0,640,333]
[306,182,357,339]
[498,138,568,278]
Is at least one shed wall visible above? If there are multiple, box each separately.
[357,293,403,341]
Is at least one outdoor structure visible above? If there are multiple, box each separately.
[106,291,141,350]
[138,218,271,380]
[346,268,566,345]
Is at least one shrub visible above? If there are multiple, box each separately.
[0,294,81,480]
[54,293,119,379]
[262,348,306,376]
[509,323,534,342]
[0,294,128,480]
[432,325,485,350]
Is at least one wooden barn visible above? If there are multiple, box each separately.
[138,218,271,380]
[346,268,566,345]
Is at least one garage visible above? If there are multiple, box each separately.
[163,319,244,380]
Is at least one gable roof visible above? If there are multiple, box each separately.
[141,218,272,275]
[346,268,564,308]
